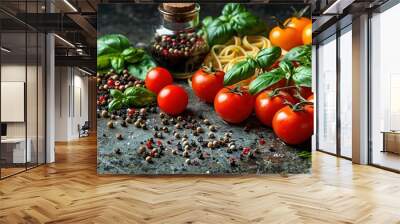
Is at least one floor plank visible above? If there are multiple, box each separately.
[0,135,399,224]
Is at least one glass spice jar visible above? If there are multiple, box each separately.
[151,3,209,79]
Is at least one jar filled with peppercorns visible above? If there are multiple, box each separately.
[151,3,209,79]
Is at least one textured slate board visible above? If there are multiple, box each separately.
[97,82,311,175]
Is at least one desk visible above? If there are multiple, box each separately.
[382,131,400,154]
[1,138,31,163]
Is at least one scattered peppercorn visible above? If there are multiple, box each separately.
[145,156,152,162]
[116,133,123,140]
[114,148,121,155]
[107,121,114,129]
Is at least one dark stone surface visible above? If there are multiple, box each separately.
[97,82,311,175]
[97,3,311,175]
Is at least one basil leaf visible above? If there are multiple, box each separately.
[108,99,122,112]
[110,89,123,100]
[111,56,125,73]
[284,45,311,66]
[279,60,294,80]
[255,47,282,68]
[206,18,235,46]
[122,96,134,108]
[224,58,257,86]
[128,54,157,80]
[97,55,110,70]
[231,12,267,36]
[293,66,312,87]
[222,3,246,17]
[98,34,131,57]
[123,87,156,107]
[202,16,213,27]
[198,16,213,38]
[249,68,286,95]
[98,34,152,75]
[122,47,145,64]
[203,3,268,47]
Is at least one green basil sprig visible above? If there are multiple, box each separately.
[292,66,312,87]
[284,45,312,66]
[98,34,130,56]
[248,44,312,94]
[255,47,282,68]
[224,58,257,86]
[223,47,281,86]
[249,61,312,95]
[203,3,267,46]
[248,68,286,95]
[97,34,145,73]
[206,18,235,47]
[108,87,156,112]
[97,34,156,77]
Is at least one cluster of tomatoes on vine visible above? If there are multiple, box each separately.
[144,64,313,146]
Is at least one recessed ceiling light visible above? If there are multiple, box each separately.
[54,34,75,48]
[1,47,11,53]
[63,0,78,12]
[323,0,355,15]
[77,67,92,76]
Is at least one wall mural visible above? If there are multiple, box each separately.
[97,3,313,175]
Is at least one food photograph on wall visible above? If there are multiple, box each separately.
[96,2,313,175]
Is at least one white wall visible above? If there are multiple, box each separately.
[54,67,89,141]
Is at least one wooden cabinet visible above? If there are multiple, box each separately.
[382,132,400,154]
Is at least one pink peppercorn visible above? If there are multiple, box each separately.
[242,147,251,155]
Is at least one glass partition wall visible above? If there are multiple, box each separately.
[317,35,337,155]
[339,26,352,159]
[0,3,46,179]
[316,24,353,159]
[370,3,400,171]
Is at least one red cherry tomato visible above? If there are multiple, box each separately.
[272,106,313,145]
[145,67,173,94]
[157,85,188,116]
[214,87,254,124]
[305,95,314,115]
[191,67,224,103]
[255,90,296,127]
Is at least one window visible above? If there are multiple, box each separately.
[339,26,352,158]
[0,2,46,179]
[370,3,400,171]
[317,35,337,154]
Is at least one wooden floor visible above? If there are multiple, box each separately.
[1,135,400,224]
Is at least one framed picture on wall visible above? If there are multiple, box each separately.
[96,2,313,175]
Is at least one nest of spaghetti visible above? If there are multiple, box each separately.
[203,36,286,87]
